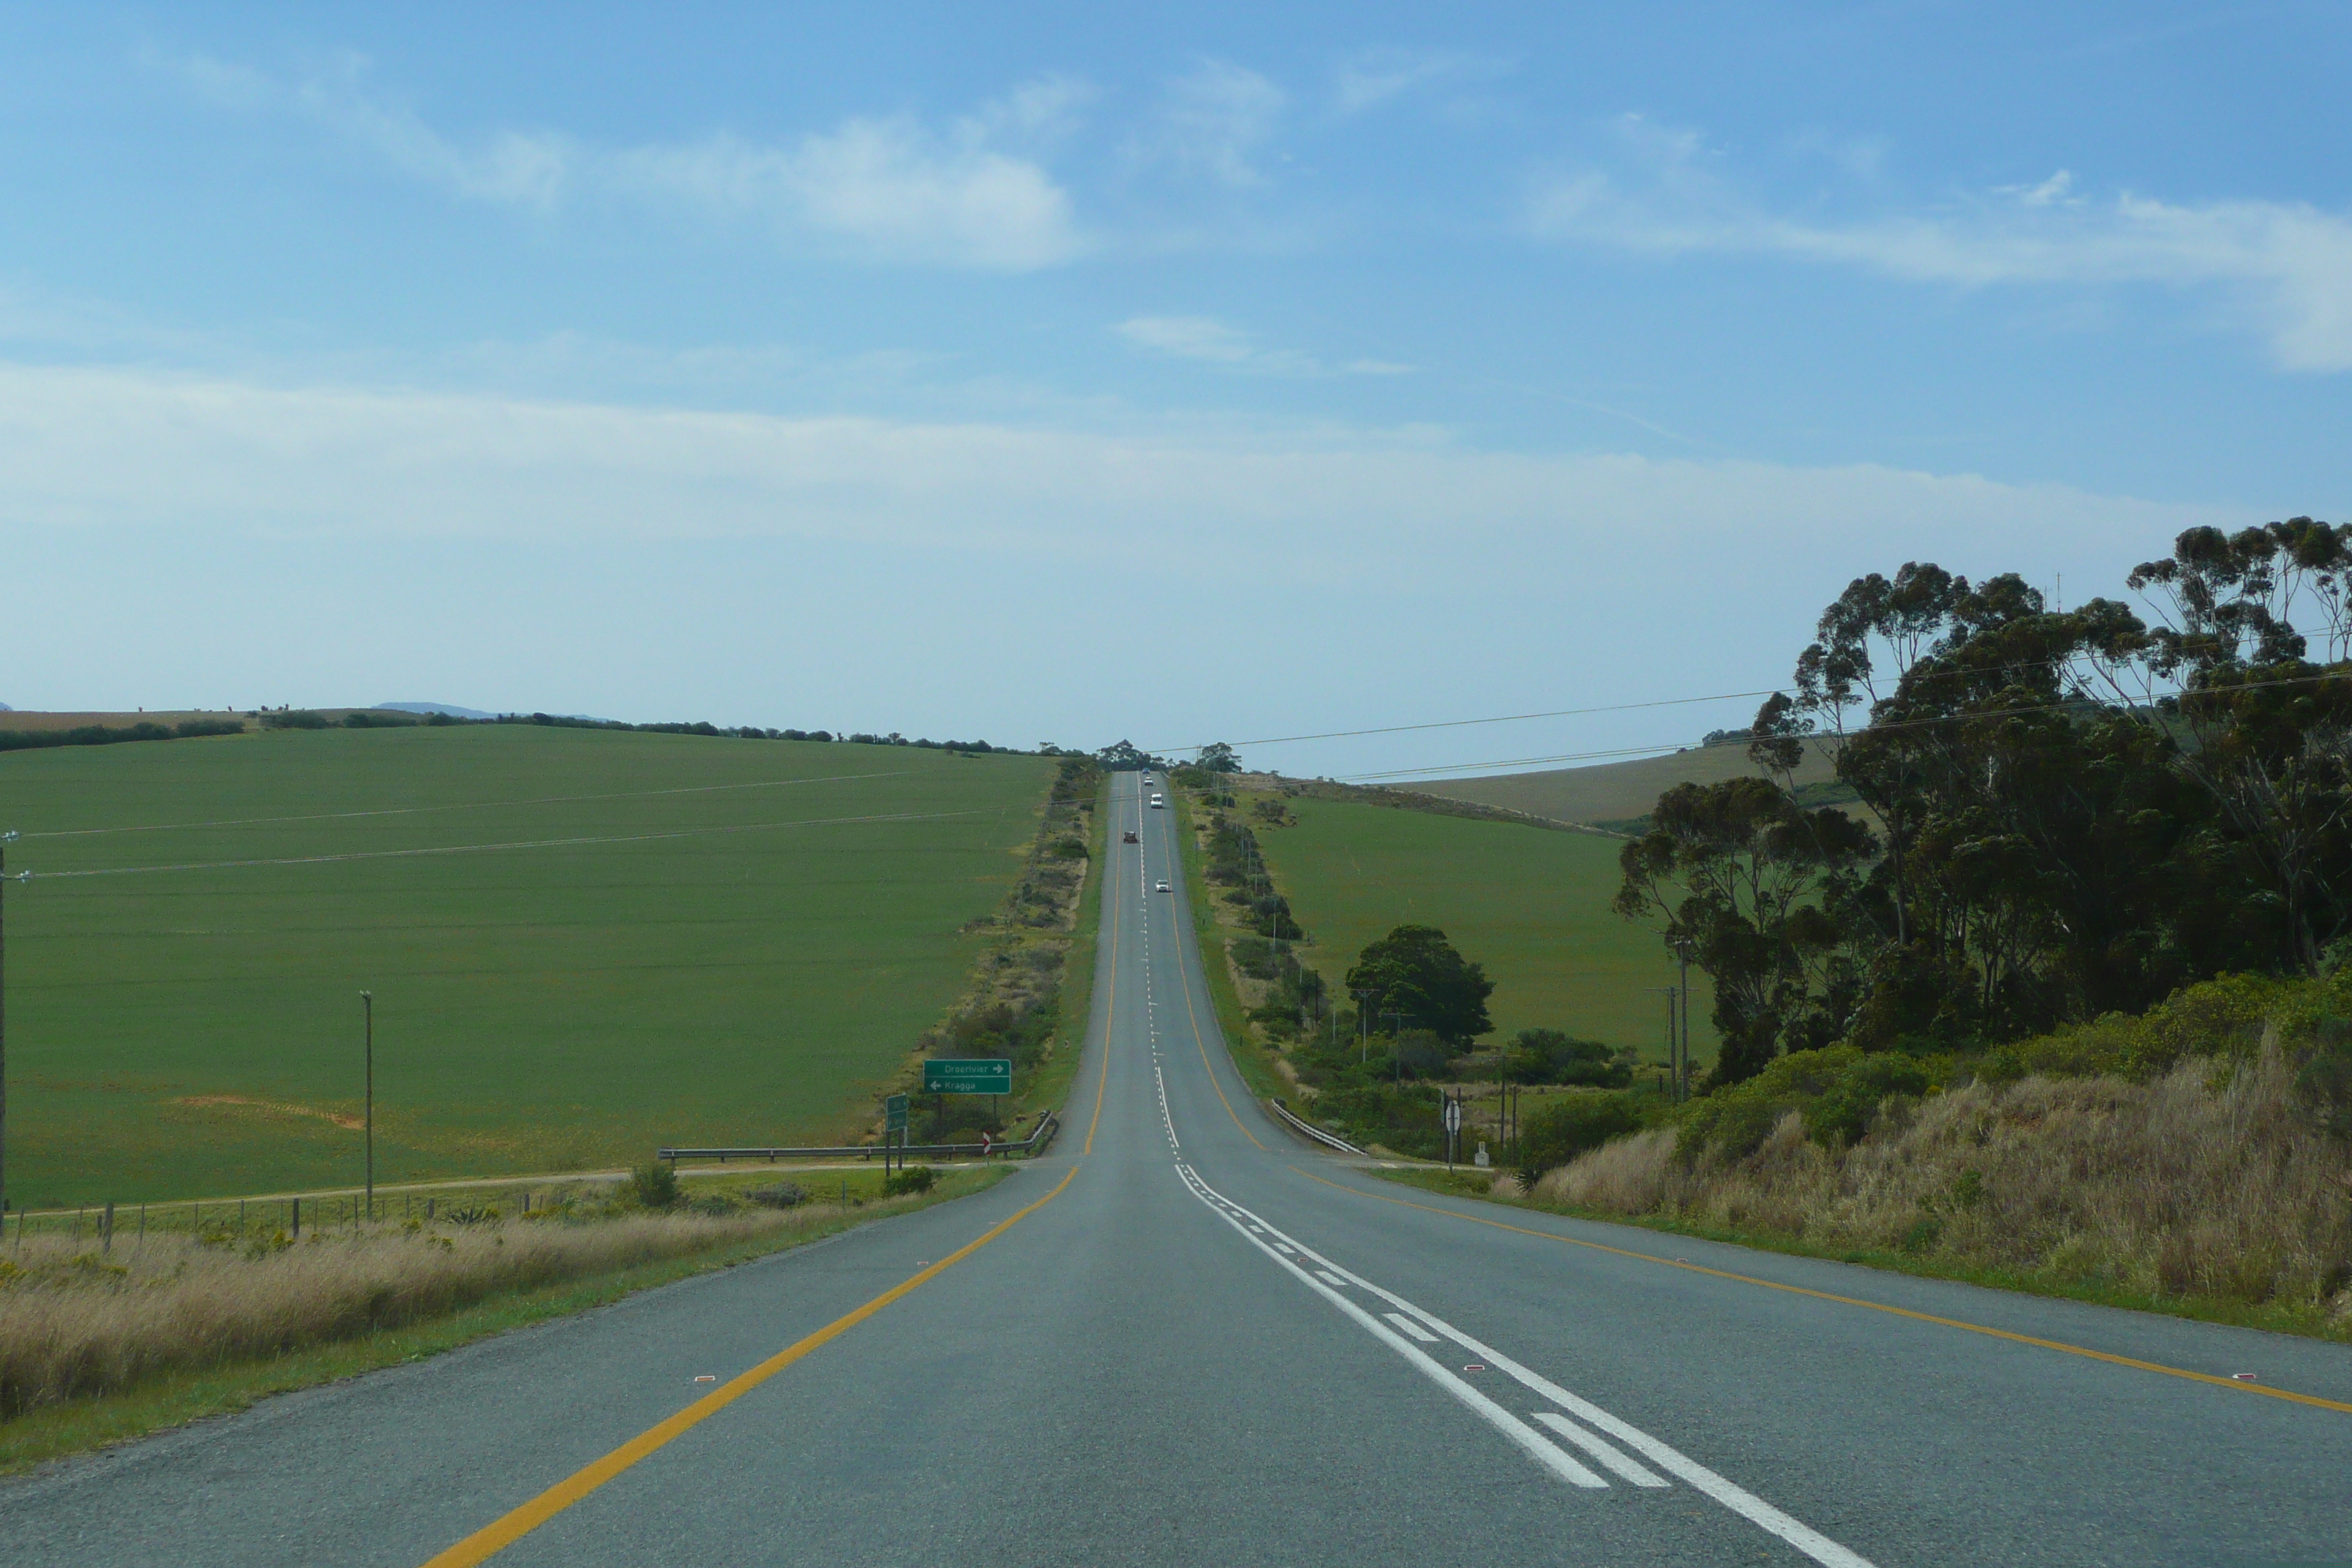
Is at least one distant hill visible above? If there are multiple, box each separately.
[1419,737,1847,832]
[377,701,497,718]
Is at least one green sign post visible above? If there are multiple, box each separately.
[882,1093,909,1175]
[922,1059,1011,1148]
[922,1059,1011,1094]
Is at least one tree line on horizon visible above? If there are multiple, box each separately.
[1618,516,2352,1085]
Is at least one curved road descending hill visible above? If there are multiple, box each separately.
[9,772,2352,1564]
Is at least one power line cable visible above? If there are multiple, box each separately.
[1336,665,2352,783]
[1151,639,2332,760]
[1146,690,1782,755]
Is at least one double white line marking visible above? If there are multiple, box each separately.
[1155,1064,1181,1153]
[1172,1161,1874,1568]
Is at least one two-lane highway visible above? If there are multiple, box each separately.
[7,769,2352,1565]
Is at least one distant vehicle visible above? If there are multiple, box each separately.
[1142,774,1154,785]
[1156,881,1170,892]
[1123,829,1139,843]
[1150,795,1165,809]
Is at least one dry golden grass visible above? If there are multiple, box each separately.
[0,1199,857,1417]
[1537,1048,2352,1322]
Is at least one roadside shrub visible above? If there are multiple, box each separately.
[173,719,245,738]
[1980,970,2352,1085]
[1518,1092,1645,1179]
[1506,1028,1632,1088]
[747,1183,808,1210]
[343,711,418,728]
[1391,1029,1452,1080]
[1229,936,1277,978]
[629,1161,680,1210]
[261,710,331,730]
[1803,1054,1932,1147]
[1313,1079,1445,1158]
[883,1166,936,1196]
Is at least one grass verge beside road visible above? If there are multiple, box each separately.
[1377,1164,2352,1344]
[1172,786,1286,1102]
[0,1164,1010,1472]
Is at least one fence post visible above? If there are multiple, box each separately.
[292,1195,301,1238]
[102,1201,114,1253]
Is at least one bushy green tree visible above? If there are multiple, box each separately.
[1507,1028,1632,1088]
[1344,924,1494,1047]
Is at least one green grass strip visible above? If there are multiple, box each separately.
[1171,789,1286,1101]
[1376,1167,2352,1345]
[0,1167,1011,1474]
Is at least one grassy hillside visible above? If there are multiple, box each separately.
[1420,737,1842,829]
[1,725,1052,1207]
[1249,794,1715,1062]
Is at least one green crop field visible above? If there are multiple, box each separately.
[1251,796,1715,1062]
[1,725,1052,1207]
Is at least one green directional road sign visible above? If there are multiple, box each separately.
[884,1094,909,1131]
[923,1058,1011,1094]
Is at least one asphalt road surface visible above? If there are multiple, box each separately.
[7,771,2352,1566]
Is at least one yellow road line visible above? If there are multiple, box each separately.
[420,1165,1080,1567]
[1085,832,1120,1156]
[1171,821,1262,1149]
[1297,1168,2352,1417]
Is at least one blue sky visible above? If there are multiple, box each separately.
[1,3,2346,777]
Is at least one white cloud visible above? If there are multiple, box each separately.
[1138,60,1286,187]
[0,359,2228,563]
[1116,316,1409,377]
[2010,169,2078,208]
[1529,117,2352,371]
[163,53,1082,268]
[1333,48,1511,116]
[615,118,1084,269]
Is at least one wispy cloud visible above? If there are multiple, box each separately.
[1332,48,1512,116]
[0,360,2228,570]
[161,52,1086,268]
[1134,59,1286,187]
[612,115,1085,269]
[1117,315,1409,377]
[1529,115,2352,372]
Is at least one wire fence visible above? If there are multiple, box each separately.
[4,1183,610,1250]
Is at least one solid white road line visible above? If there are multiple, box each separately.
[1531,1412,1670,1488]
[1383,1311,1441,1343]
[1175,1163,1607,1490]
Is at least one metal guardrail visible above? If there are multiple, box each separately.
[660,1109,1060,1165]
[1267,1098,1365,1156]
